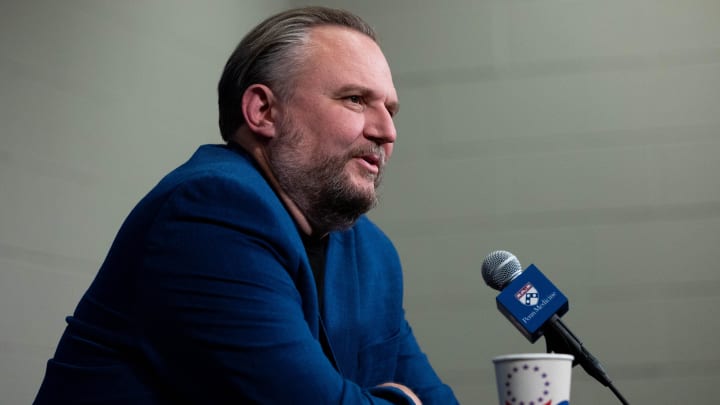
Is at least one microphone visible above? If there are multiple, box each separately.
[482,250,629,405]
[481,250,569,342]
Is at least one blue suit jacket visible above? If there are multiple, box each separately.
[34,145,458,404]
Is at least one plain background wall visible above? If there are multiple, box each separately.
[2,0,719,403]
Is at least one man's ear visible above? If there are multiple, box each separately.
[241,84,279,139]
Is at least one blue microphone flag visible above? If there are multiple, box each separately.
[496,264,569,342]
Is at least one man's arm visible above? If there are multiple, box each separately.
[391,319,459,404]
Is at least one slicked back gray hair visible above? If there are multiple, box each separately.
[217,6,377,141]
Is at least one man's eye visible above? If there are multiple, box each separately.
[347,95,362,104]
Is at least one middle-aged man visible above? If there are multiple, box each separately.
[34,6,459,404]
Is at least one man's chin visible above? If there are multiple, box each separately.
[349,179,378,201]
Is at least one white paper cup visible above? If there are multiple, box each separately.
[492,353,573,405]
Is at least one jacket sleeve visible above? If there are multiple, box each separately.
[135,175,417,404]
[393,319,460,404]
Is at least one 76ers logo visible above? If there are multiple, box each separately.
[515,282,539,306]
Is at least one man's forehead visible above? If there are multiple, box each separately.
[306,25,387,65]
[303,26,397,98]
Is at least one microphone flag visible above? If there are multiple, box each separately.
[496,264,569,342]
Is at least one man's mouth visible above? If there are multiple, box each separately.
[362,153,380,166]
[354,152,383,174]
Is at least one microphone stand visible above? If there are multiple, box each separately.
[544,314,629,405]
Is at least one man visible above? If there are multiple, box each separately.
[34,7,458,404]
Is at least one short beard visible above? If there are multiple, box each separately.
[267,121,383,234]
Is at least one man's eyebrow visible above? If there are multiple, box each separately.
[336,84,374,96]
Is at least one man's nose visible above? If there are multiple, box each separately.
[364,107,397,145]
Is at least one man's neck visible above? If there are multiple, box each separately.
[229,137,314,236]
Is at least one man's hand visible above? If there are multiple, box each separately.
[377,382,422,405]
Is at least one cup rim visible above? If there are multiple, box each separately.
[492,353,574,363]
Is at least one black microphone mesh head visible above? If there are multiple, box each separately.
[481,250,523,290]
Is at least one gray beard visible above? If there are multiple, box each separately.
[267,124,383,234]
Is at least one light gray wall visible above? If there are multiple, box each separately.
[2,0,719,404]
